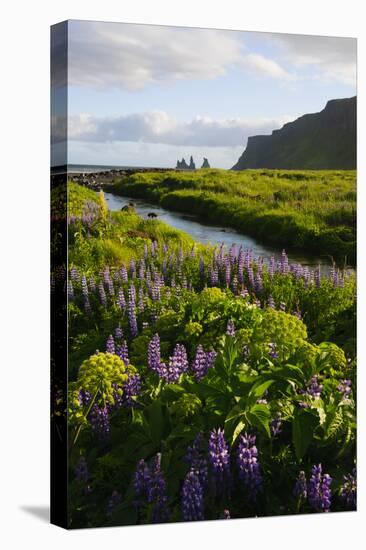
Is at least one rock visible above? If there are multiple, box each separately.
[189,156,196,170]
[201,157,210,168]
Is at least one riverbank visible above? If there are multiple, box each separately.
[107,168,356,266]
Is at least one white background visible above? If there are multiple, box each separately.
[0,0,364,548]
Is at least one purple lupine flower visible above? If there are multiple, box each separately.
[129,259,136,279]
[340,468,357,510]
[98,281,107,307]
[226,320,235,336]
[225,262,231,287]
[267,295,275,309]
[146,454,169,523]
[138,259,146,280]
[123,374,141,407]
[294,471,307,499]
[337,379,352,398]
[117,340,129,365]
[89,405,110,441]
[163,344,189,383]
[210,265,219,286]
[191,345,206,381]
[308,464,332,512]
[270,413,282,437]
[185,433,208,487]
[191,346,217,382]
[106,335,115,355]
[74,456,88,483]
[106,490,122,518]
[181,470,204,521]
[115,326,123,340]
[148,334,162,373]
[70,266,80,282]
[280,250,289,274]
[120,265,128,283]
[134,459,151,501]
[208,428,230,494]
[237,433,262,500]
[255,272,263,293]
[307,376,323,398]
[117,289,126,310]
[128,287,138,337]
[78,389,91,407]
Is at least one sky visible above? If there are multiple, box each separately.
[54,20,357,168]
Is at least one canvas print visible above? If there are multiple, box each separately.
[51,20,357,529]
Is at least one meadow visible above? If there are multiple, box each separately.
[56,181,356,527]
[110,169,356,265]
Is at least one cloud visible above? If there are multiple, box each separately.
[68,111,295,147]
[67,21,244,91]
[65,21,294,91]
[241,53,294,80]
[269,34,356,86]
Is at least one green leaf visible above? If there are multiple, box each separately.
[246,404,271,437]
[232,419,246,445]
[249,379,275,399]
[292,409,318,460]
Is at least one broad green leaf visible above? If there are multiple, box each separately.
[249,379,275,399]
[246,404,271,437]
[292,409,318,460]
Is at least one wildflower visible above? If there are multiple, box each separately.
[191,345,217,382]
[237,433,262,500]
[106,334,115,355]
[181,470,204,521]
[308,464,332,512]
[294,471,307,499]
[89,404,110,441]
[209,428,230,494]
[163,344,189,383]
[340,468,356,510]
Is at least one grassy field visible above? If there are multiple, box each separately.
[110,169,356,265]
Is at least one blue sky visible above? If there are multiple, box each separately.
[62,20,356,168]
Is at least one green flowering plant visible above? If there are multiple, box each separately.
[77,352,130,406]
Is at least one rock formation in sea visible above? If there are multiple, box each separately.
[201,158,210,168]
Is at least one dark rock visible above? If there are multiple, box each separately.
[201,157,210,168]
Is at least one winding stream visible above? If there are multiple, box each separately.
[104,192,343,274]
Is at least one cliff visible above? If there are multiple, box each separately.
[232,97,356,170]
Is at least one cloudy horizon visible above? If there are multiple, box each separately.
[53,20,357,168]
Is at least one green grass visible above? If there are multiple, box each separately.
[66,182,204,272]
[110,169,356,265]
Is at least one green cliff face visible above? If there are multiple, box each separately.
[232,97,356,170]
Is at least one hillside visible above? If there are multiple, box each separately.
[232,97,356,170]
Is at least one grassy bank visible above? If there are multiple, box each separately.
[110,169,356,265]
